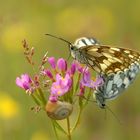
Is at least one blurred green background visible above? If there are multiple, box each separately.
[0,0,140,140]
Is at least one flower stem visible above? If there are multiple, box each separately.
[31,94,40,105]
[70,107,83,133]
[74,73,81,93]
[37,88,46,105]
[67,117,72,140]
[51,120,68,135]
[84,88,92,107]
[52,120,59,140]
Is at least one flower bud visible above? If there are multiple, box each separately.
[57,58,67,71]
[49,95,58,102]
[70,63,76,75]
[44,69,53,79]
[48,57,56,69]
[16,74,32,90]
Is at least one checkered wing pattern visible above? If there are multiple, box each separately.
[82,45,140,73]
[74,37,140,108]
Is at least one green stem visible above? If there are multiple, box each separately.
[67,117,72,140]
[31,94,40,105]
[74,73,81,93]
[52,120,59,140]
[70,107,83,133]
[37,88,46,105]
[52,120,68,135]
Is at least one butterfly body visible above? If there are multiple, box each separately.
[70,37,140,108]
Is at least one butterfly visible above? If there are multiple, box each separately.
[45,34,140,108]
[71,37,140,108]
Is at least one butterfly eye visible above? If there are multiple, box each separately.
[70,45,74,50]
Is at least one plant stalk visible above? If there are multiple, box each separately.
[67,117,72,140]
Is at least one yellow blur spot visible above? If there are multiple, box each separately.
[0,94,19,119]
[57,7,115,38]
[31,131,50,140]
[1,23,28,53]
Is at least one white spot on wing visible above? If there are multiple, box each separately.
[103,59,111,66]
[129,54,134,58]
[113,73,120,83]
[111,47,120,51]
[123,77,130,88]
[114,90,119,95]
[88,48,98,52]
[108,90,114,97]
[78,40,87,47]
[90,39,95,44]
[84,38,94,45]
[124,50,130,54]
[100,63,108,71]
[129,72,136,78]
[116,78,123,87]
[108,58,116,63]
[102,52,113,58]
[124,68,129,75]
[106,80,113,93]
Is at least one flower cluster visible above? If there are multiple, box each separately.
[15,40,105,140]
[16,56,103,105]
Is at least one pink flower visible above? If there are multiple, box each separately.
[81,69,104,89]
[57,58,67,71]
[16,74,32,90]
[43,69,53,79]
[69,62,76,75]
[48,57,56,69]
[81,69,91,87]
[49,95,58,102]
[92,76,104,88]
[51,73,72,97]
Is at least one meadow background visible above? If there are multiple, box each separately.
[0,0,140,140]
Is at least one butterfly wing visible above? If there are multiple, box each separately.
[74,38,140,108]
[80,45,140,108]
[81,45,140,74]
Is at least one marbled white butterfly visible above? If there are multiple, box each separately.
[46,34,140,108]
[72,37,140,108]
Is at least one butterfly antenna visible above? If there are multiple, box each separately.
[45,33,72,45]
[105,105,122,125]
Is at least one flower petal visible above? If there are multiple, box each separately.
[57,58,67,71]
[48,57,56,69]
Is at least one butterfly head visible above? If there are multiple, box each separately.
[68,44,79,59]
[69,37,100,60]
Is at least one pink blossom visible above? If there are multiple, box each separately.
[50,73,72,97]
[81,69,104,89]
[16,74,32,90]
[48,57,56,69]
[43,69,53,79]
[70,62,76,75]
[57,58,67,71]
